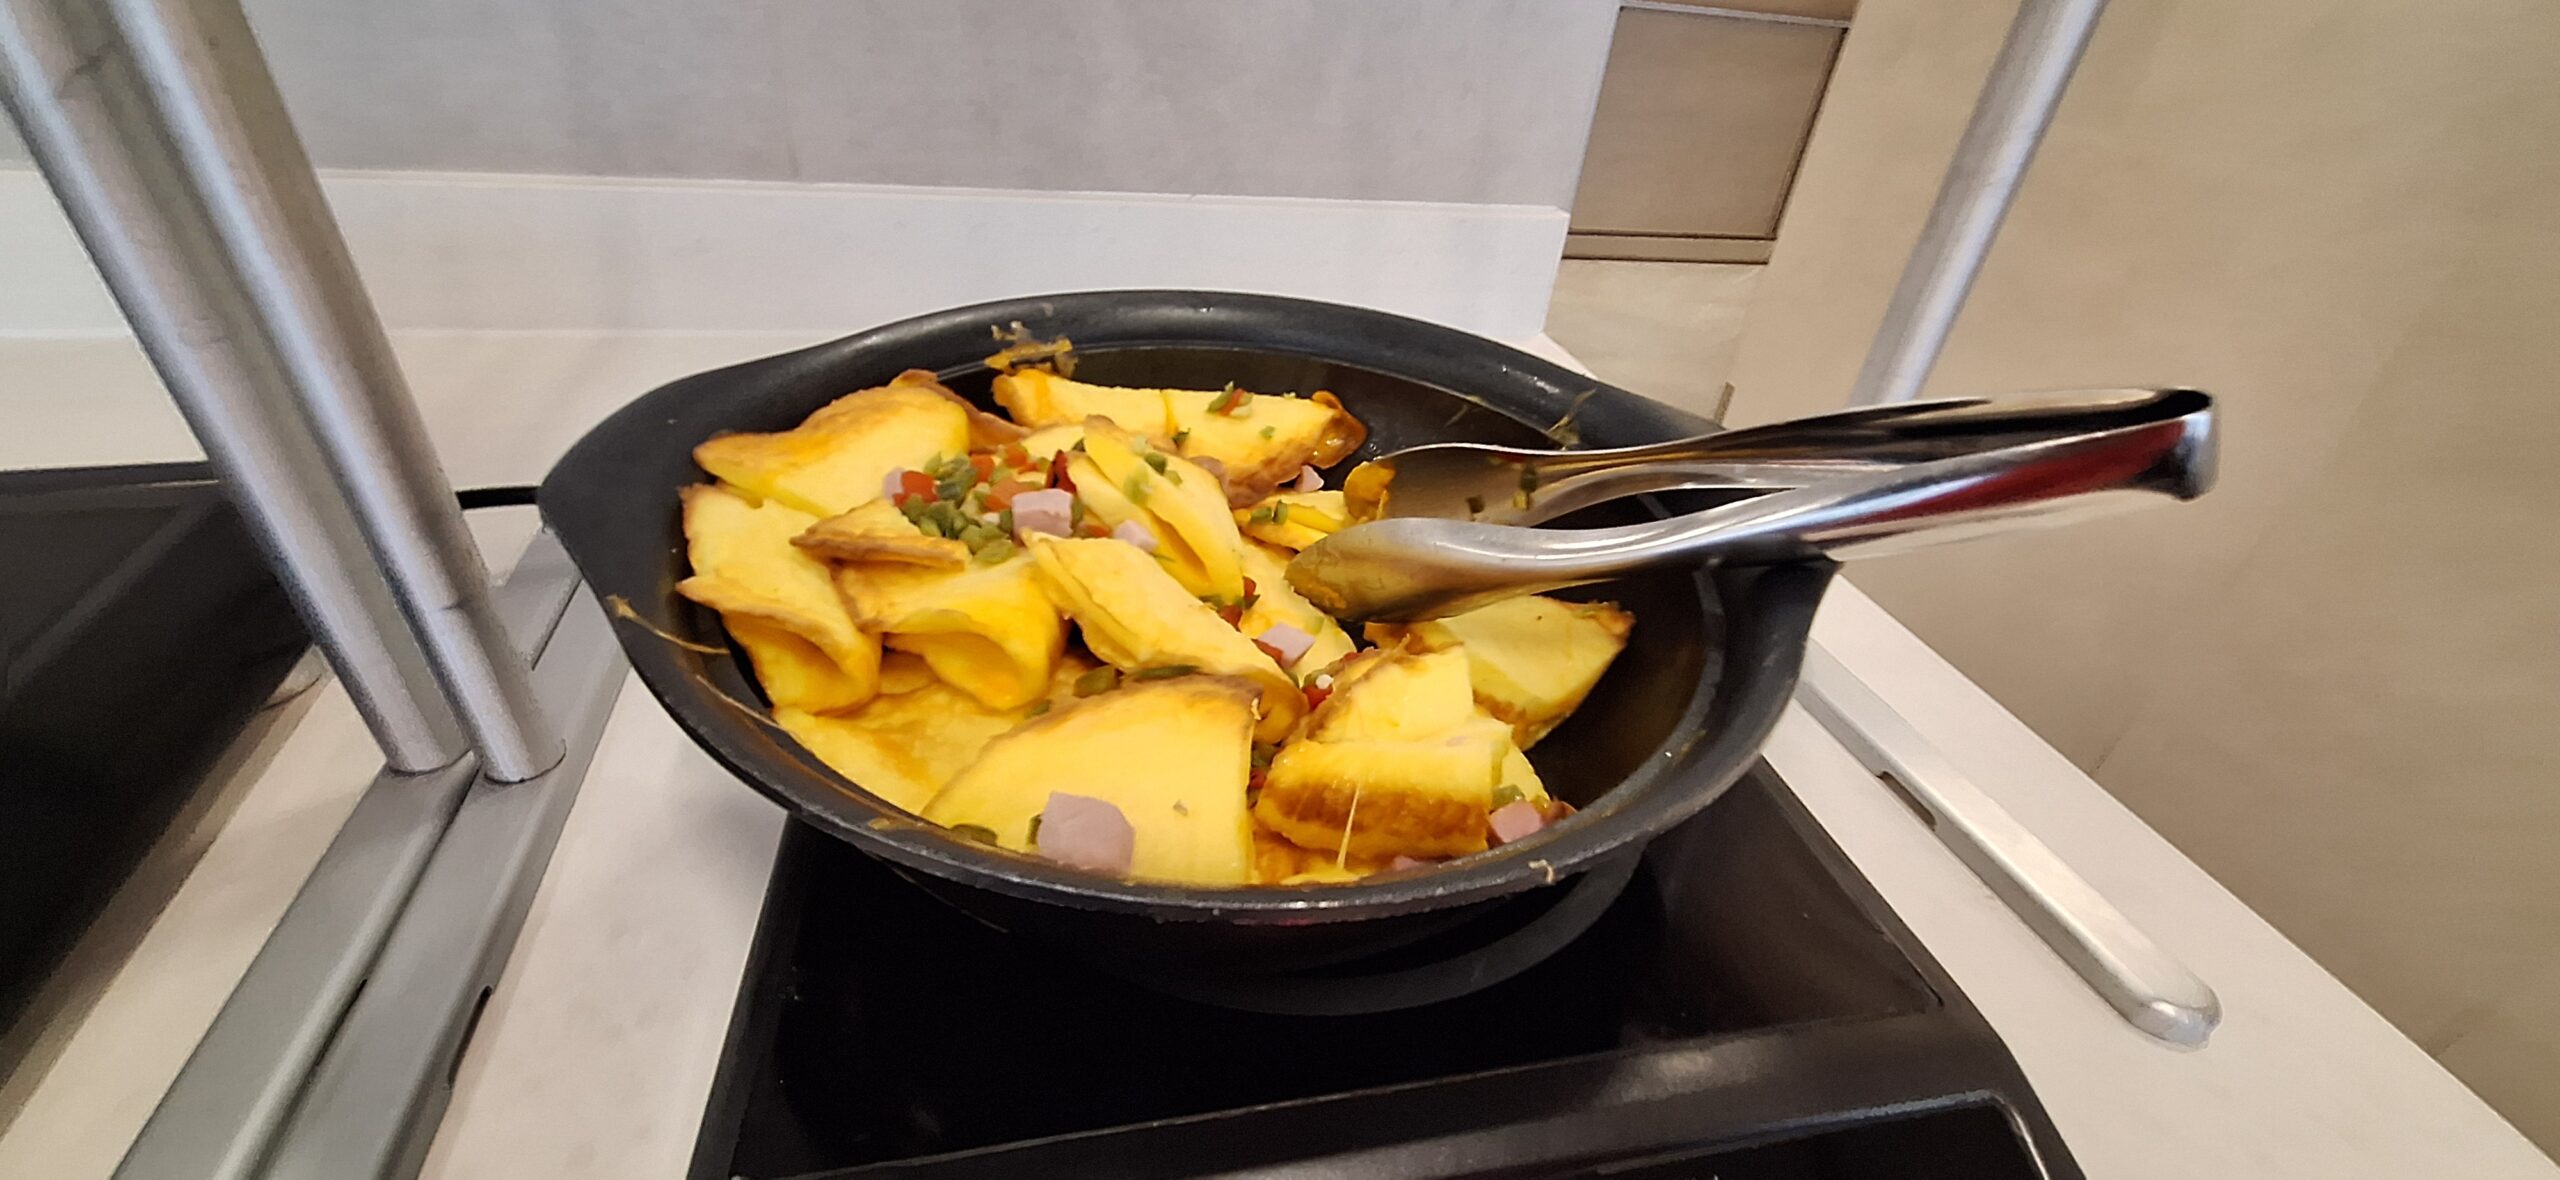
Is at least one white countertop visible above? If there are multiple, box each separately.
[5,331,2552,1179]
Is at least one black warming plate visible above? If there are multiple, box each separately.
[691,764,2079,1179]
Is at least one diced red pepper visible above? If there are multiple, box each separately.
[969,453,995,482]
[1207,384,1253,416]
[983,479,1037,511]
[1049,451,1075,491]
[1078,520,1111,537]
[1303,684,1332,710]
[1002,442,1031,469]
[1252,638,1286,664]
[1218,603,1245,627]
[1241,577,1257,598]
[898,469,937,501]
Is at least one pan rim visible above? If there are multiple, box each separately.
[539,289,1826,924]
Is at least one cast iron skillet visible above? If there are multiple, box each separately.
[538,291,1835,974]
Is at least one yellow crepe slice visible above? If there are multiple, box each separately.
[992,369,1360,502]
[776,653,1095,814]
[1367,595,1633,749]
[1299,644,1477,742]
[1463,711,1552,807]
[875,649,939,695]
[1236,490,1350,551]
[1255,733,1503,860]
[693,370,969,518]
[1017,423,1088,461]
[1235,542,1355,677]
[793,499,969,568]
[1251,824,1390,885]
[675,484,880,712]
[1066,419,1247,601]
[834,555,1065,710]
[1025,536,1303,742]
[923,676,1259,886]
[778,682,1030,815]
[1253,644,1517,858]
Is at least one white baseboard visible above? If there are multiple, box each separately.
[0,169,1567,341]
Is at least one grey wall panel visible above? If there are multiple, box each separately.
[768,0,1616,206]
[4,0,1617,209]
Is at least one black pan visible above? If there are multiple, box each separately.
[538,291,1834,974]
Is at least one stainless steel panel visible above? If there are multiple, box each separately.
[1569,9,1841,240]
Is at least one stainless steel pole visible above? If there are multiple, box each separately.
[3,0,564,780]
[1845,0,2108,405]
[0,0,465,772]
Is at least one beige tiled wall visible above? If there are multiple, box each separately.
[0,0,1616,208]
[1726,0,2560,1150]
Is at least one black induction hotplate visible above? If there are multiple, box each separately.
[690,762,2079,1179]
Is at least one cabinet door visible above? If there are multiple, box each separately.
[1568,7,1842,255]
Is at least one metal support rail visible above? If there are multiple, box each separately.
[0,0,560,781]
[1821,0,2220,1044]
[115,533,597,1179]
[1846,0,2109,406]
[0,0,464,772]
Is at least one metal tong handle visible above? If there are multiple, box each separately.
[1369,387,2196,527]
[1291,389,2215,621]
[1796,643,2222,1046]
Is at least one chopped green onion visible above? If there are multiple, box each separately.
[1258,425,1276,440]
[1130,664,1198,681]
[1122,472,1152,505]
[1070,497,1088,526]
[973,537,1017,564]
[1024,698,1052,718]
[1073,666,1121,697]
[1143,451,1170,474]
[1027,814,1044,844]
[1490,784,1526,811]
[950,823,1000,845]
[1172,429,1191,446]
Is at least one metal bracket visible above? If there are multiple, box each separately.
[1796,642,2220,1046]
[117,531,618,1179]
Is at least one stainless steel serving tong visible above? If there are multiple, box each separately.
[1290,387,2216,621]
[1293,386,2228,1048]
